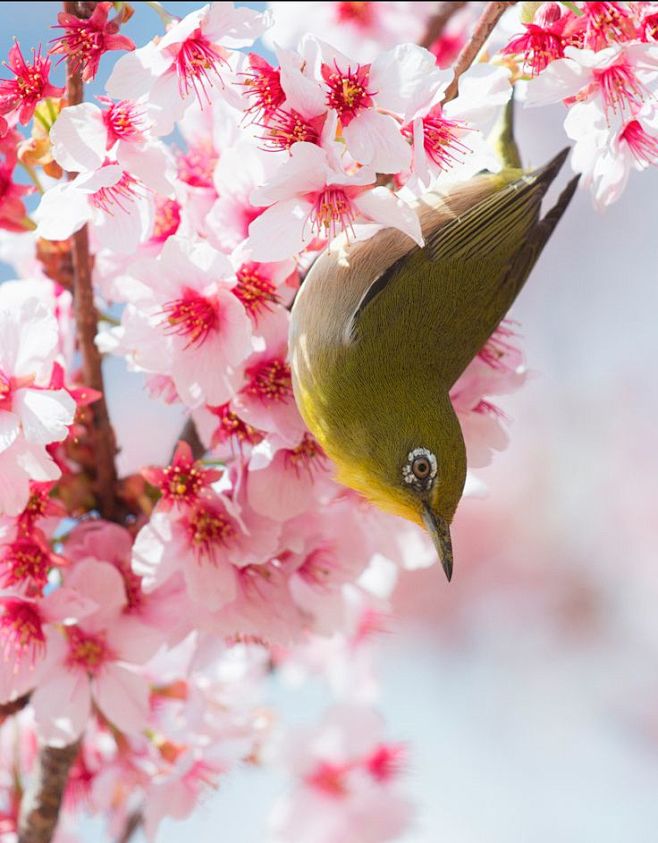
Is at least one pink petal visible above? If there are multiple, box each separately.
[251,142,328,205]
[32,670,91,746]
[353,188,423,246]
[0,410,19,453]
[247,448,316,520]
[370,43,447,120]
[34,183,91,241]
[247,198,312,262]
[343,110,411,174]
[50,102,106,172]
[524,58,589,107]
[93,664,149,735]
[64,560,127,625]
[183,552,238,610]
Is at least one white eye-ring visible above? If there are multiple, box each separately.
[402,447,437,492]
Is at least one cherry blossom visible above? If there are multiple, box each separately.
[268,705,412,843]
[106,2,271,134]
[0,295,76,516]
[99,235,254,407]
[49,99,176,195]
[0,2,647,841]
[50,1,135,82]
[248,141,423,260]
[0,42,63,136]
[264,2,432,63]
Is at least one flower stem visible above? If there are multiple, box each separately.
[560,1,583,15]
[17,741,80,843]
[145,0,174,27]
[63,0,120,522]
[20,162,44,194]
[442,1,517,103]
[419,1,468,49]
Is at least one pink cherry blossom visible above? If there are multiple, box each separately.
[264,2,432,64]
[268,705,413,843]
[566,99,658,208]
[246,432,336,521]
[248,141,423,261]
[101,236,253,407]
[231,307,307,445]
[132,485,281,612]
[106,3,270,134]
[50,2,135,82]
[34,163,153,255]
[0,295,76,517]
[0,42,64,135]
[30,620,150,746]
[50,99,176,195]
[525,43,658,119]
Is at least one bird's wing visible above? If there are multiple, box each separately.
[348,150,577,386]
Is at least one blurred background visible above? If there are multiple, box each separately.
[3,3,658,841]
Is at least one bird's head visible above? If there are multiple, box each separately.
[328,394,467,581]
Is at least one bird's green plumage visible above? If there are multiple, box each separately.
[290,147,578,576]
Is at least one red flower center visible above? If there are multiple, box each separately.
[305,761,349,797]
[65,627,111,675]
[0,370,11,407]
[309,187,357,241]
[161,292,218,349]
[259,109,321,152]
[364,743,405,782]
[234,264,279,320]
[210,402,264,449]
[594,61,645,117]
[1,539,51,590]
[151,197,181,243]
[101,97,147,145]
[620,119,658,165]
[405,107,470,171]
[177,141,218,189]
[322,62,373,124]
[89,170,141,213]
[186,505,236,557]
[284,433,326,477]
[242,54,285,120]
[0,599,45,666]
[336,2,374,28]
[161,462,205,507]
[245,358,292,403]
[174,32,228,105]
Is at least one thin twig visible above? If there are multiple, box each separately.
[0,694,31,724]
[173,417,206,462]
[18,5,116,843]
[64,0,119,521]
[17,741,80,843]
[442,1,516,103]
[420,1,468,49]
[115,810,144,843]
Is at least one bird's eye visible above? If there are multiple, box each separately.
[412,456,431,479]
[402,447,437,492]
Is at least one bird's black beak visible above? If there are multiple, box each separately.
[422,503,453,582]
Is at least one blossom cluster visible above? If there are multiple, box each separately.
[501,1,658,206]
[0,1,652,841]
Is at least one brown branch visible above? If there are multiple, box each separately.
[17,741,80,843]
[173,417,206,462]
[64,0,119,521]
[0,693,30,724]
[442,1,516,103]
[17,6,115,843]
[419,1,468,49]
[115,811,143,843]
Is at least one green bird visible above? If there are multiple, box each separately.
[289,121,578,581]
